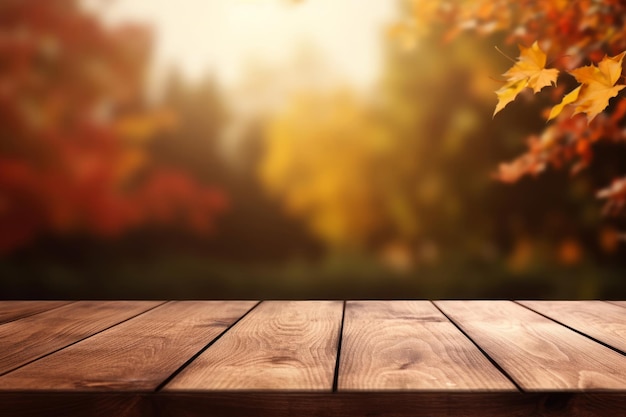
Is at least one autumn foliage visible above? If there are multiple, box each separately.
[0,1,226,253]
[395,0,626,217]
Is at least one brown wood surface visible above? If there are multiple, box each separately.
[518,301,626,353]
[338,301,516,390]
[0,301,256,391]
[1,300,626,417]
[0,301,72,325]
[165,300,343,391]
[0,301,161,375]
[435,300,626,391]
[608,301,626,309]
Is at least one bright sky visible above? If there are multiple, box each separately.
[87,0,397,90]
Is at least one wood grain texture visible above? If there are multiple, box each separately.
[338,301,515,391]
[1,300,626,417]
[435,300,626,391]
[0,301,161,375]
[518,301,626,353]
[165,300,343,391]
[0,301,256,391]
[0,301,72,325]
[157,392,626,417]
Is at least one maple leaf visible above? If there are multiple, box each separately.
[548,86,581,121]
[504,42,560,93]
[493,79,528,117]
[494,41,559,116]
[567,52,626,123]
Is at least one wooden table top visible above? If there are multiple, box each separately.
[1,300,625,416]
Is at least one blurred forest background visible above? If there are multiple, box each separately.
[2,0,626,299]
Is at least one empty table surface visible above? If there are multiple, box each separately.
[1,300,625,416]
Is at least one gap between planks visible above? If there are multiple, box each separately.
[514,301,626,357]
[337,301,516,391]
[431,301,524,392]
[331,300,346,393]
[3,300,626,395]
[154,300,262,392]
[0,301,76,325]
[0,301,167,377]
[164,301,344,391]
[435,300,626,391]
[0,301,257,391]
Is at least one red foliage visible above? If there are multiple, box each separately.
[427,0,626,64]
[0,1,226,253]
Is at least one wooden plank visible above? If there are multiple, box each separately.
[608,301,626,309]
[435,300,626,391]
[338,301,515,390]
[157,392,626,417]
[0,301,161,375]
[0,301,256,391]
[165,300,343,391]
[518,301,626,353]
[0,301,72,325]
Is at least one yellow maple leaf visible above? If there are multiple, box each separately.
[504,42,560,93]
[493,79,528,117]
[548,85,581,121]
[568,52,626,122]
[494,41,559,116]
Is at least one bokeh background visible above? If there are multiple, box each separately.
[2,0,626,299]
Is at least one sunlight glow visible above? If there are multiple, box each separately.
[86,0,397,90]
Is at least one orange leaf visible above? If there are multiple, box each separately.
[493,79,528,117]
[568,52,626,122]
[503,41,559,93]
[494,41,559,116]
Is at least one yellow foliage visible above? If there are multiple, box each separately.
[494,41,558,116]
[548,85,580,121]
[408,0,441,38]
[387,21,419,51]
[493,78,528,117]
[568,52,626,122]
[502,42,559,93]
[260,90,398,247]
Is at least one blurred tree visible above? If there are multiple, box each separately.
[152,71,229,184]
[260,46,496,266]
[261,0,626,270]
[152,73,320,262]
[261,90,392,249]
[0,0,226,253]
